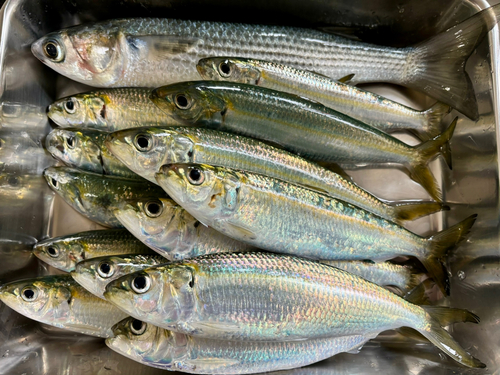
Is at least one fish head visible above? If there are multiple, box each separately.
[72,255,153,299]
[197,57,262,85]
[33,236,85,272]
[107,317,184,369]
[156,164,239,224]
[114,197,199,261]
[151,82,227,125]
[45,128,103,173]
[104,264,196,326]
[47,93,108,128]
[0,276,72,324]
[43,167,86,213]
[106,127,195,183]
[31,24,125,86]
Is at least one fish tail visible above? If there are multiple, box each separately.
[415,102,451,141]
[416,307,485,368]
[390,201,449,225]
[405,4,500,120]
[407,117,457,202]
[421,214,477,295]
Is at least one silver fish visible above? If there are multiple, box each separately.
[107,317,368,374]
[106,126,446,225]
[114,197,256,261]
[33,229,154,272]
[47,88,178,131]
[197,57,451,141]
[103,252,484,368]
[72,254,167,299]
[46,128,139,178]
[156,163,477,294]
[31,5,500,119]
[0,274,128,338]
[151,81,456,202]
[43,166,168,228]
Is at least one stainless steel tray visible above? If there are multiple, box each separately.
[0,0,499,374]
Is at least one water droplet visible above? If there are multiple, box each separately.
[399,8,404,13]
[444,87,451,91]
[457,270,466,280]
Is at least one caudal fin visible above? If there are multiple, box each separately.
[421,214,477,295]
[414,102,451,141]
[405,4,500,120]
[391,201,449,225]
[407,118,457,202]
[417,308,485,368]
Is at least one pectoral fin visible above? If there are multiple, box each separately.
[222,222,257,241]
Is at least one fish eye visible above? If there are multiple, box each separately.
[187,167,204,185]
[218,61,232,77]
[97,261,115,278]
[145,200,163,218]
[43,40,64,62]
[64,98,76,114]
[130,319,147,335]
[131,275,151,294]
[133,134,152,152]
[174,93,192,110]
[65,135,75,149]
[47,246,59,258]
[21,286,39,302]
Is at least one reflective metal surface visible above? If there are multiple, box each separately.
[0,0,498,374]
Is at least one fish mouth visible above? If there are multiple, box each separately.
[155,165,186,205]
[31,37,46,63]
[105,131,139,173]
[45,131,66,157]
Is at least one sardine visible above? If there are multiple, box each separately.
[0,274,128,338]
[107,317,369,374]
[46,128,139,178]
[114,197,256,260]
[72,254,167,299]
[43,166,168,228]
[197,57,451,141]
[321,260,421,293]
[106,126,446,224]
[33,229,155,272]
[32,5,500,119]
[151,81,456,202]
[155,163,476,294]
[103,252,484,368]
[47,88,177,131]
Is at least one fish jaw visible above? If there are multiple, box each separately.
[105,129,159,184]
[71,263,104,299]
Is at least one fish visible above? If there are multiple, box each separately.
[321,260,421,293]
[106,317,369,374]
[31,5,500,119]
[43,166,169,228]
[33,229,155,272]
[106,126,446,225]
[47,88,179,131]
[72,254,167,299]
[0,274,128,338]
[151,81,457,202]
[103,252,484,368]
[113,197,256,261]
[155,163,477,294]
[197,57,451,141]
[46,128,139,178]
